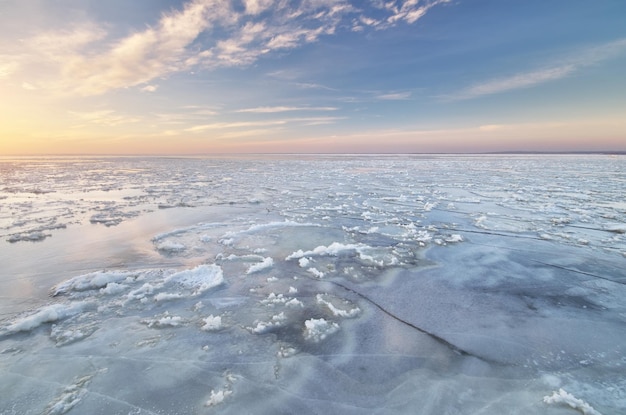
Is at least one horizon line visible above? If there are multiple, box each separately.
[1,150,625,157]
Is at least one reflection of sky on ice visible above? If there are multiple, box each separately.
[1,155,625,414]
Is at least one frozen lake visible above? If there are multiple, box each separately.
[1,154,625,414]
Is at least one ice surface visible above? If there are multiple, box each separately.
[1,154,625,414]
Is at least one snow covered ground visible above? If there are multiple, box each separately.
[1,154,625,414]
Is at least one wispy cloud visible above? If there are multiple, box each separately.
[236,106,338,113]
[3,0,447,96]
[141,85,158,93]
[377,91,412,100]
[69,110,141,126]
[0,61,18,79]
[292,116,346,126]
[446,38,626,101]
[184,120,286,132]
[351,0,450,31]
[21,82,37,91]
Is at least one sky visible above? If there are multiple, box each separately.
[0,0,625,155]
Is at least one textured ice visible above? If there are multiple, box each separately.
[1,155,625,414]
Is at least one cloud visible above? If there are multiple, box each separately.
[236,106,338,113]
[0,61,18,79]
[64,0,233,95]
[21,82,37,90]
[478,124,504,132]
[449,65,576,101]
[377,91,412,100]
[141,85,158,93]
[243,0,275,15]
[447,38,626,101]
[69,110,141,126]
[3,0,449,96]
[355,0,450,30]
[183,115,344,133]
[184,120,286,132]
[292,116,345,125]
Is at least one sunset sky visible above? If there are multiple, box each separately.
[1,0,625,154]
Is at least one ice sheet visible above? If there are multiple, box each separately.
[1,154,625,414]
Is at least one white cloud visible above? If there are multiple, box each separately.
[244,0,275,15]
[292,116,345,125]
[184,120,286,132]
[372,0,449,28]
[69,110,141,126]
[236,106,338,113]
[21,82,37,90]
[450,65,576,101]
[377,91,412,100]
[27,25,107,62]
[141,85,158,93]
[5,0,448,96]
[448,38,626,101]
[0,61,19,79]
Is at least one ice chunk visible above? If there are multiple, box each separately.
[249,312,286,334]
[316,294,360,318]
[154,292,185,302]
[286,242,366,260]
[141,311,185,328]
[4,302,93,334]
[205,389,232,407]
[44,374,94,415]
[53,271,133,295]
[156,240,186,252]
[201,315,223,331]
[127,283,156,301]
[99,282,128,296]
[50,323,98,346]
[303,318,339,342]
[164,264,224,295]
[307,268,325,278]
[543,389,602,415]
[246,257,274,274]
[7,231,50,243]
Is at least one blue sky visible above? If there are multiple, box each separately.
[1,0,625,154]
